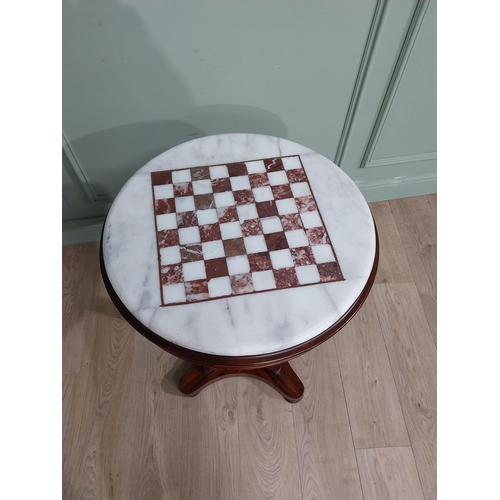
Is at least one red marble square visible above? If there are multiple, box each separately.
[286,168,307,183]
[273,267,299,287]
[194,193,215,210]
[271,184,293,200]
[233,189,255,206]
[151,170,172,185]
[157,229,179,248]
[176,211,198,228]
[264,231,289,251]
[180,244,204,262]
[185,279,210,301]
[306,227,330,246]
[155,198,176,215]
[199,223,222,242]
[248,252,272,272]
[230,273,254,294]
[296,195,317,213]
[290,247,316,266]
[227,162,248,177]
[212,177,232,193]
[317,261,344,282]
[264,157,284,172]
[205,257,229,279]
[217,206,239,223]
[249,173,269,188]
[223,238,246,257]
[191,166,211,180]
[256,200,278,218]
[160,264,183,285]
[173,182,193,197]
[280,213,303,231]
[240,218,263,237]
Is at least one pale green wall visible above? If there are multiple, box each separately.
[63,0,436,245]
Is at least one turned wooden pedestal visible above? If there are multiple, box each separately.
[179,362,304,403]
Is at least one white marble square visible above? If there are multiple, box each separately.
[300,210,322,228]
[230,175,251,191]
[285,229,310,248]
[160,245,181,265]
[312,244,336,264]
[197,208,218,225]
[227,255,250,275]
[295,264,321,284]
[214,191,235,208]
[182,261,207,282]
[154,184,174,199]
[244,235,267,254]
[290,182,311,198]
[220,221,243,240]
[236,203,259,221]
[261,216,283,234]
[252,270,277,291]
[269,249,294,269]
[202,240,225,260]
[172,169,191,183]
[156,213,178,231]
[282,156,302,170]
[175,196,196,213]
[208,276,232,297]
[276,198,298,215]
[162,283,186,304]
[245,160,266,174]
[253,186,274,202]
[268,170,289,186]
[178,226,201,245]
[209,165,229,179]
[192,179,213,195]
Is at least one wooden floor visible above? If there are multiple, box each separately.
[62,194,437,500]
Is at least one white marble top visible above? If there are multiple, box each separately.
[102,134,376,356]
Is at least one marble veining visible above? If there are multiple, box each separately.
[103,134,376,356]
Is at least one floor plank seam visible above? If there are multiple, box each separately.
[371,283,414,449]
[333,336,366,499]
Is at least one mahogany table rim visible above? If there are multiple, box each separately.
[99,219,379,401]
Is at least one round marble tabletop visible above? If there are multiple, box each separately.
[101,134,377,359]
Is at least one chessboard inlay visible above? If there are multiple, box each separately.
[151,155,344,306]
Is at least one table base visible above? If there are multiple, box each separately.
[178,362,304,403]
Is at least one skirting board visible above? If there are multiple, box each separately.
[356,172,436,203]
[63,217,106,246]
[62,173,436,246]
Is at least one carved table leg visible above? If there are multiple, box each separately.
[178,362,304,403]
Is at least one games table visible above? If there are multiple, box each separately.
[100,134,378,403]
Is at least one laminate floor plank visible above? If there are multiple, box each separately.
[238,376,303,500]
[62,276,135,500]
[373,283,437,500]
[427,193,437,216]
[369,201,413,285]
[335,294,410,450]
[389,196,437,344]
[356,446,426,500]
[292,341,364,500]
[180,378,242,500]
[62,242,101,375]
[118,334,184,500]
